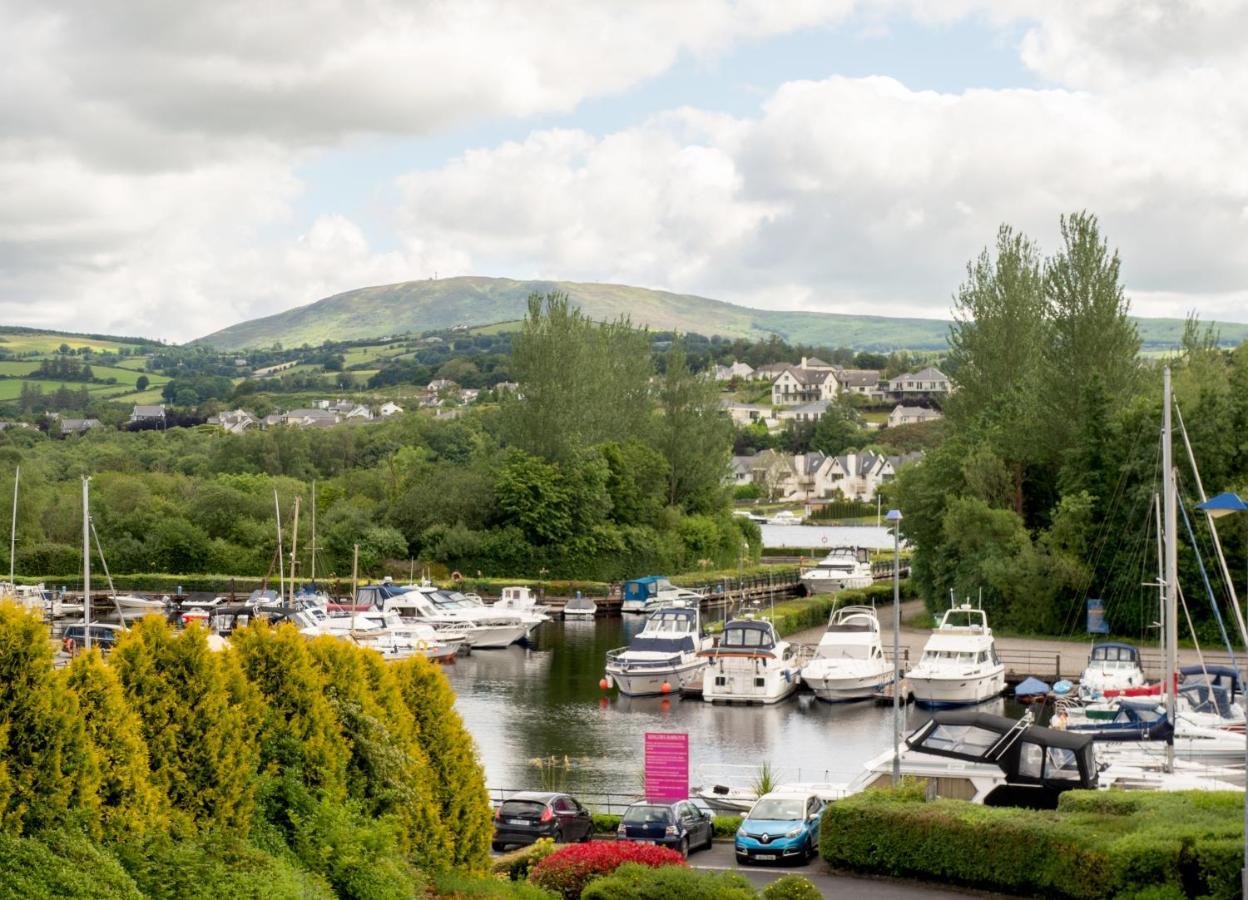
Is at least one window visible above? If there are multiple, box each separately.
[553,798,572,813]
[1044,747,1081,780]
[623,805,672,825]
[1018,742,1043,778]
[920,724,1002,756]
[755,677,766,687]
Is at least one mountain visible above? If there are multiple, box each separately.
[193,276,1248,352]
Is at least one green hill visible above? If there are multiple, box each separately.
[192,276,1248,353]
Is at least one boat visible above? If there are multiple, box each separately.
[699,617,804,704]
[845,710,1236,808]
[357,580,530,649]
[766,510,803,526]
[799,548,874,595]
[1013,676,1050,705]
[1076,642,1146,700]
[318,607,464,660]
[619,576,704,614]
[905,604,1005,708]
[604,605,712,696]
[452,588,546,636]
[562,595,598,619]
[495,586,551,617]
[799,605,894,701]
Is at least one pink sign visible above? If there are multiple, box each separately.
[644,732,689,802]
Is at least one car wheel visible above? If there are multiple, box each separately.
[702,827,713,851]
[802,837,814,864]
[491,842,505,852]
[679,836,689,858]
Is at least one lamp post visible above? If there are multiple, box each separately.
[885,508,903,784]
[1195,490,1248,895]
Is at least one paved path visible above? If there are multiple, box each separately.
[689,842,982,898]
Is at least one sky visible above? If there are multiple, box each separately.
[2,0,1246,342]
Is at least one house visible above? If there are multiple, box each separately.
[282,408,340,428]
[771,367,838,406]
[834,368,883,396]
[800,356,836,371]
[262,413,284,428]
[459,388,480,404]
[729,456,755,486]
[129,404,166,426]
[817,451,923,502]
[888,404,943,427]
[59,418,103,436]
[753,362,793,381]
[427,378,458,393]
[379,401,404,417]
[711,361,756,381]
[206,409,258,434]
[493,381,520,395]
[776,399,829,423]
[888,366,951,396]
[720,399,771,426]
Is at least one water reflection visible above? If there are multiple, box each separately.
[445,618,1009,794]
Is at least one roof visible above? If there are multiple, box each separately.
[836,369,880,387]
[785,367,833,386]
[803,357,832,368]
[785,400,829,416]
[501,791,560,802]
[131,404,165,416]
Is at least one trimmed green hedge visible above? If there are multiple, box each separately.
[820,783,1244,899]
[579,862,754,900]
[707,597,836,638]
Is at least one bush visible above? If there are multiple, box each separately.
[712,815,743,838]
[529,841,685,899]
[433,870,557,899]
[590,815,620,834]
[762,874,823,900]
[493,838,557,881]
[820,785,1244,899]
[579,862,754,900]
[0,829,141,899]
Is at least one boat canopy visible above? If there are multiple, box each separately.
[719,620,778,650]
[1089,642,1139,663]
[907,711,1097,789]
[826,606,877,632]
[626,635,697,654]
[1065,700,1173,742]
[624,577,670,600]
[565,596,596,611]
[1014,676,1050,697]
[1179,665,1242,717]
[1180,664,1241,690]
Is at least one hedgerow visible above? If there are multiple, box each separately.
[820,783,1244,898]
[579,861,755,899]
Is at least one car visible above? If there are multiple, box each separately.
[491,791,593,851]
[734,790,825,865]
[616,799,713,858]
[60,623,126,653]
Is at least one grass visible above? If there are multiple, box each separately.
[0,361,40,376]
[0,331,144,354]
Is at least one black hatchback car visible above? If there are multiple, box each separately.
[492,792,593,851]
[616,800,713,858]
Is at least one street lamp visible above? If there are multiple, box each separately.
[1196,490,1248,895]
[885,508,903,784]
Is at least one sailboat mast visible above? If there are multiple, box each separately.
[310,481,316,585]
[82,477,92,650]
[288,495,301,607]
[9,466,17,589]
[1154,493,1164,654]
[274,490,285,597]
[1162,367,1178,773]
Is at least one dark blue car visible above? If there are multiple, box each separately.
[617,799,713,858]
[735,791,825,864]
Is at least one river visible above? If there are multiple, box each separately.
[444,616,1015,798]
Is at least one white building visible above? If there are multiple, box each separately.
[888,404,943,427]
[776,400,829,423]
[379,401,404,417]
[888,366,951,395]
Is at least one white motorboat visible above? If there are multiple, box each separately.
[799,549,874,595]
[766,510,803,526]
[317,608,464,660]
[800,605,894,701]
[1077,642,1147,700]
[495,586,551,617]
[906,604,1005,708]
[620,576,705,614]
[604,605,711,696]
[562,595,598,619]
[699,617,803,704]
[356,581,529,649]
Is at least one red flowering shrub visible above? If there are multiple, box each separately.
[529,841,686,898]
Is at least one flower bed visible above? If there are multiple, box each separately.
[529,841,684,899]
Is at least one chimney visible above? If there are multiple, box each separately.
[800,356,808,369]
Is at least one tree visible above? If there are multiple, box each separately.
[63,649,164,839]
[392,656,492,871]
[503,292,653,460]
[135,375,150,392]
[0,603,99,835]
[655,335,733,513]
[809,404,862,457]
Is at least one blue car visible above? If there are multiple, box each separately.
[734,791,825,865]
[617,799,714,858]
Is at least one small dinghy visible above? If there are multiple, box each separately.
[1014,676,1050,705]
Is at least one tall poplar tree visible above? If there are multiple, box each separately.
[655,335,733,512]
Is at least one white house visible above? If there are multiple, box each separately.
[888,366,951,395]
[206,409,258,434]
[771,367,838,406]
[776,399,829,423]
[379,401,404,417]
[720,399,771,426]
[282,408,340,428]
[888,404,943,427]
[835,368,883,397]
[712,361,756,381]
[128,404,166,426]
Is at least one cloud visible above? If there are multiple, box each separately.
[2,0,1247,339]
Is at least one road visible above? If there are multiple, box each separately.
[689,841,980,898]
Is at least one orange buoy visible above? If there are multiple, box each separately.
[660,681,672,694]
[599,677,610,690]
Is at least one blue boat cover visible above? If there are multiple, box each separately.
[1014,676,1050,697]
[1052,680,1073,695]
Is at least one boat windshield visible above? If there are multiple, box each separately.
[430,592,476,610]
[748,799,804,821]
[921,650,978,664]
[918,723,1002,757]
[645,610,697,634]
[722,623,775,649]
